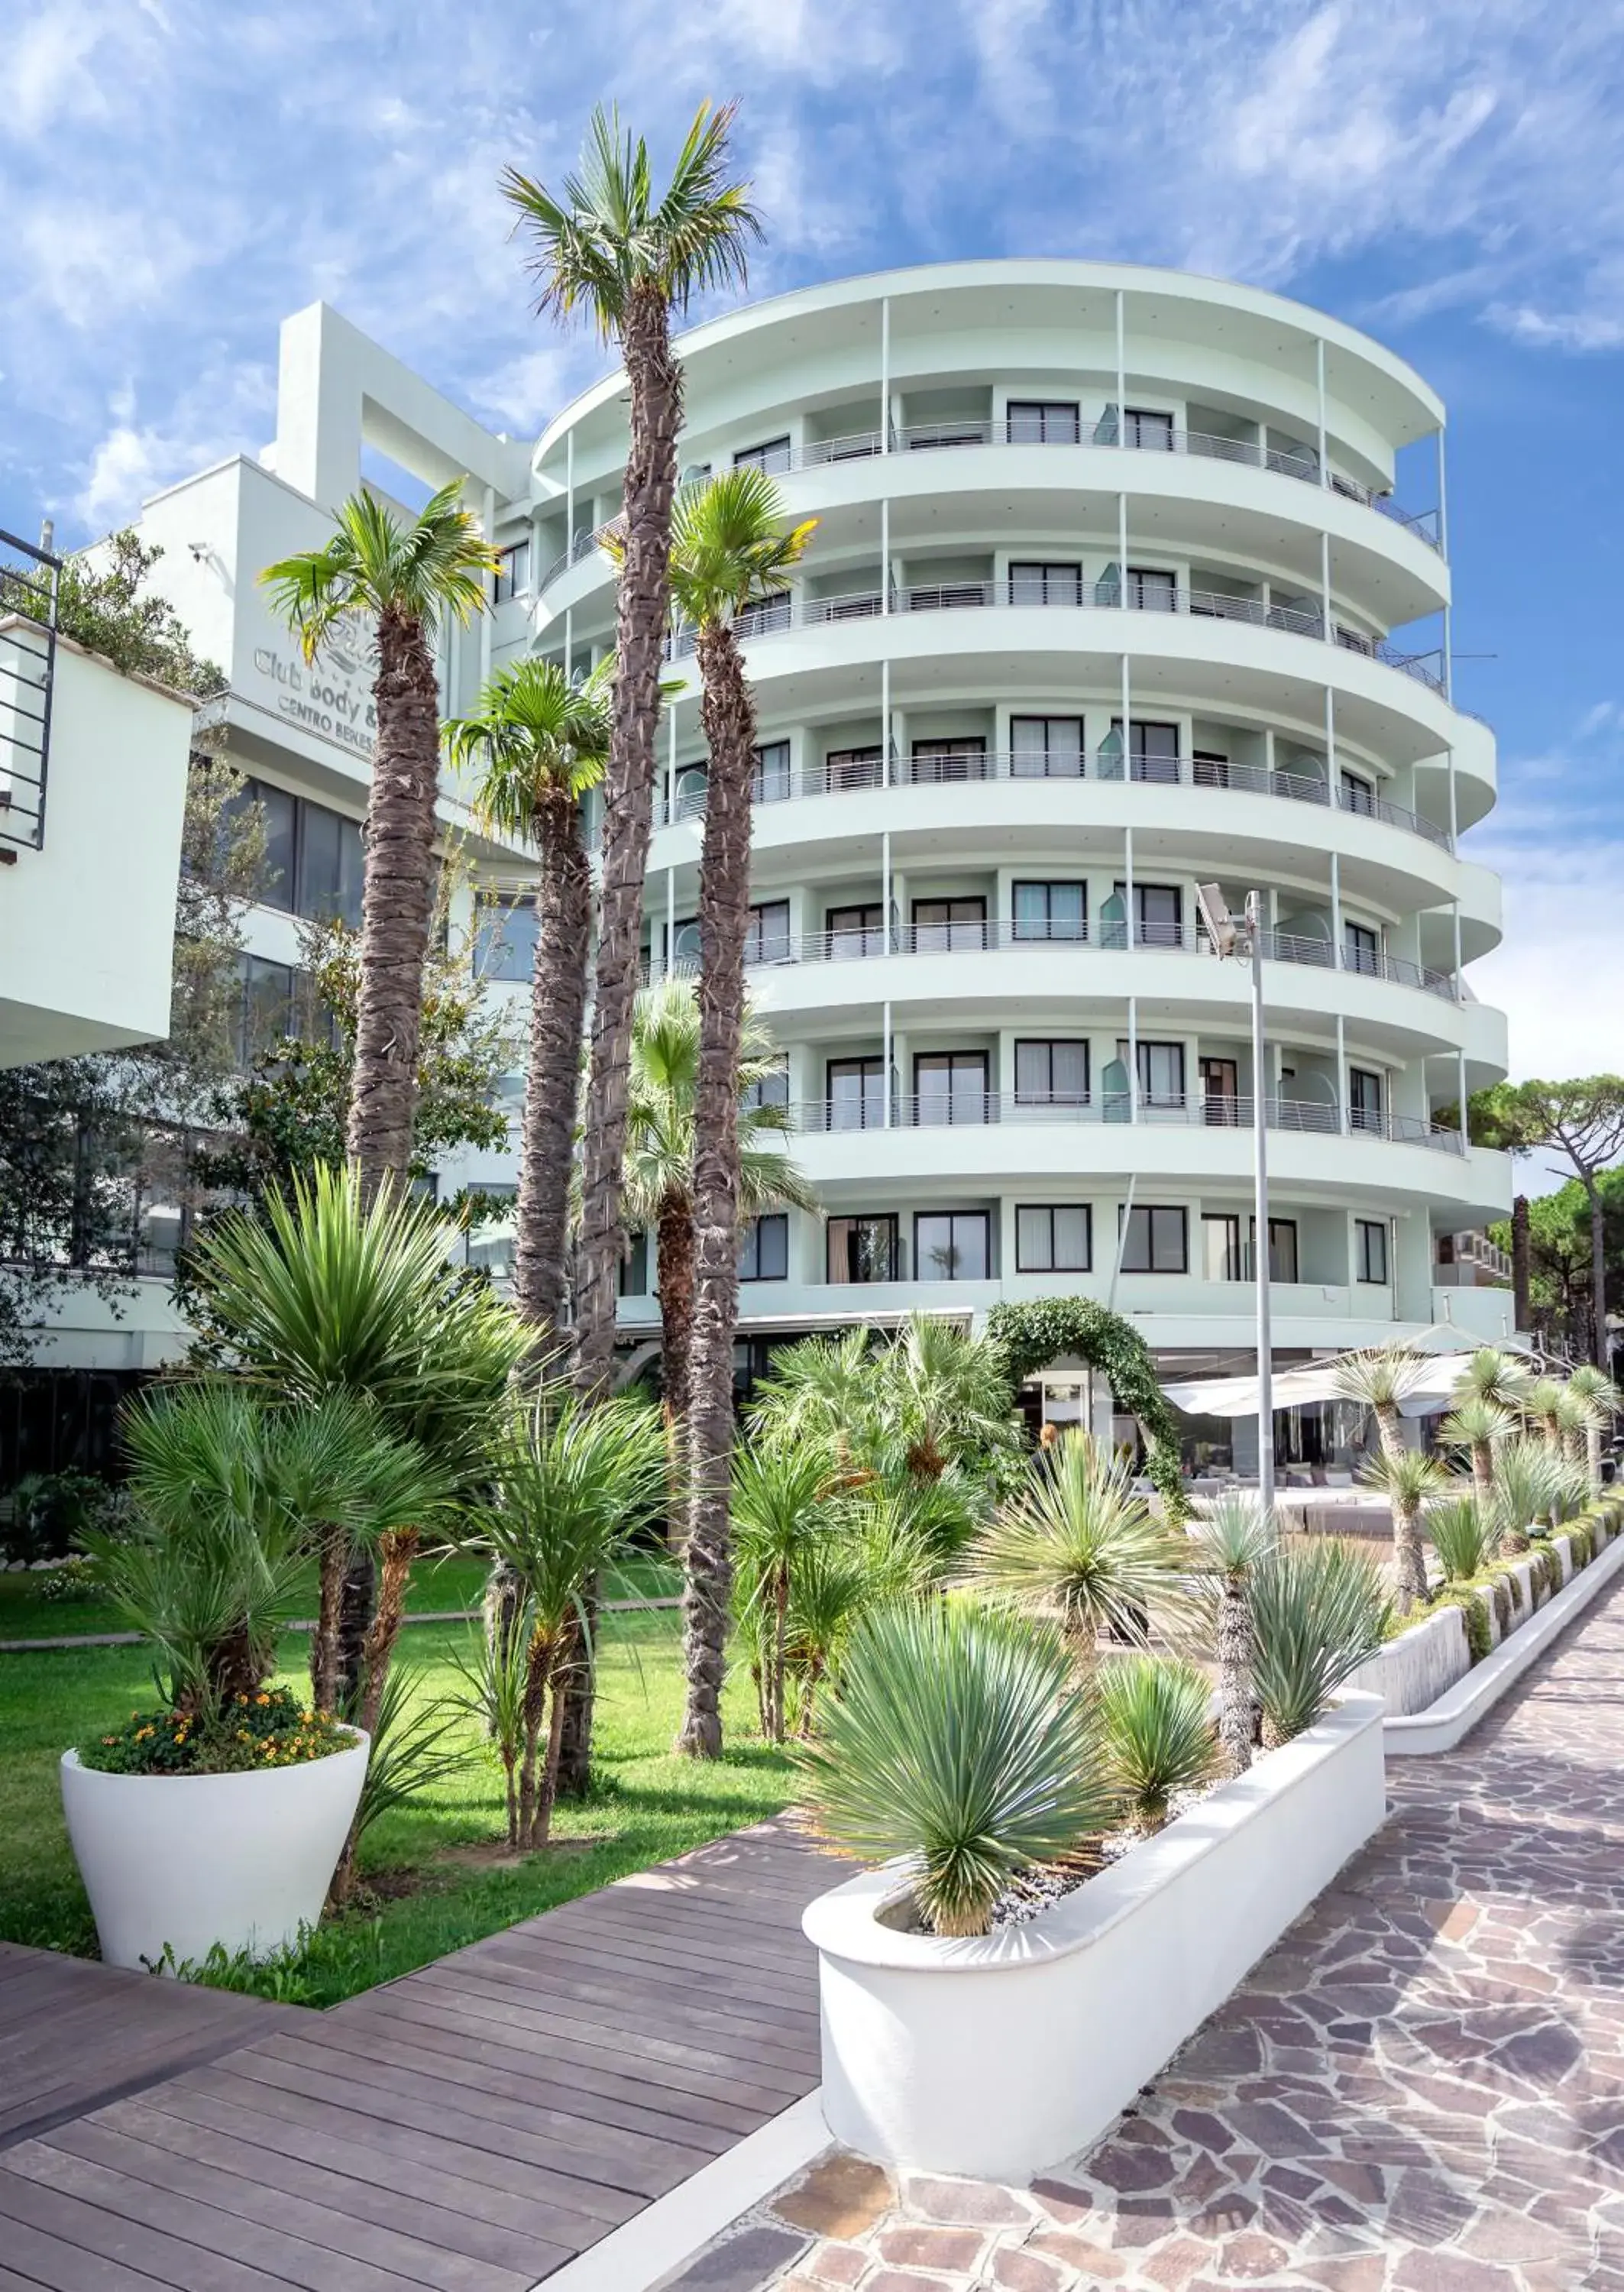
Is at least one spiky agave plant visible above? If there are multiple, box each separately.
[1567,1365,1619,1495]
[796,1599,1119,1936]
[1250,1539,1393,1745]
[1331,1345,1428,1466]
[1438,1393,1516,1514]
[1454,1346,1533,1413]
[1425,1494,1497,1585]
[1491,1434,1564,1552]
[1522,1377,1567,1449]
[1360,1445,1451,1609]
[1097,1655,1219,1833]
[1189,1492,1275,1774]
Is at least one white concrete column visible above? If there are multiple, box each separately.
[1336,1012,1348,1134]
[565,431,574,547]
[1446,745,1459,844]
[665,866,675,980]
[881,656,891,784]
[882,828,892,950]
[1438,423,1453,698]
[1124,823,1135,938]
[881,497,891,617]
[1320,529,1333,643]
[1315,338,1328,486]
[883,998,893,1129]
[880,296,891,452]
[1118,492,1129,602]
[667,704,678,824]
[1115,288,1126,444]
[479,484,495,691]
[1119,652,1131,772]
[1324,685,1337,792]
[1127,992,1139,1119]
[1452,897,1464,993]
[1330,850,1342,951]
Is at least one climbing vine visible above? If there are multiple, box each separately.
[983,1296,1188,1517]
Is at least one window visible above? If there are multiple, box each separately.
[916,1212,990,1281]
[734,435,792,474]
[1203,1212,1244,1281]
[1013,882,1086,943]
[824,744,884,791]
[475,896,540,983]
[229,779,296,911]
[911,736,988,783]
[235,954,298,1067]
[1339,768,1376,817]
[1011,716,1084,778]
[1015,1039,1089,1105]
[742,1057,789,1112]
[1120,1204,1189,1273]
[1259,1217,1299,1284]
[827,1214,897,1284]
[1202,1057,1240,1124]
[744,901,792,965]
[826,902,885,959]
[1117,1038,1186,1108]
[827,1056,885,1130]
[1017,1205,1092,1272]
[493,541,530,604]
[912,895,987,951]
[1127,565,1178,611]
[1007,400,1080,444]
[1125,407,1176,450]
[1114,880,1183,947]
[1008,560,1084,607]
[655,915,701,970]
[620,1230,650,1296]
[1356,1219,1389,1284]
[752,740,791,803]
[1349,1067,1385,1134]
[1344,921,1382,976]
[296,801,365,926]
[1106,719,1180,784]
[739,1214,789,1281]
[914,1050,989,1125]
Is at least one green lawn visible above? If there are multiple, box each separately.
[0,1547,679,1643]
[0,1603,797,2006]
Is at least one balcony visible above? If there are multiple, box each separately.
[788,1091,1465,1154]
[655,744,1454,853]
[662,576,1448,697]
[1,528,58,855]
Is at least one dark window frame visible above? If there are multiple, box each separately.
[1356,1218,1389,1284]
[1120,1203,1189,1274]
[914,1209,992,1283]
[1015,1203,1093,1273]
[739,1212,789,1282]
[827,1212,898,1285]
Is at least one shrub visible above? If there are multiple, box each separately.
[1250,1539,1393,1745]
[1097,1655,1218,1833]
[37,1557,102,1605]
[3,1470,112,1566]
[79,1685,348,1775]
[1425,1496,1496,1585]
[796,1600,1118,1937]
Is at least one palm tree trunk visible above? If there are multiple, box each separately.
[534,1650,572,1850]
[656,1193,697,1427]
[513,788,591,1344]
[1470,1439,1496,1515]
[1374,1400,1404,1467]
[1216,1579,1254,1775]
[1587,1173,1609,1370]
[1511,1193,1531,1333]
[335,1553,374,1714]
[516,1629,552,1850]
[678,620,754,1759]
[357,1526,419,1736]
[311,1524,348,1714]
[573,283,683,1402]
[348,610,439,1203]
[1393,1495,1428,1607]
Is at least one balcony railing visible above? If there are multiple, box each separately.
[790,1090,1464,1153]
[663,578,1448,696]
[537,526,606,589]
[0,529,60,855]
[655,746,1453,850]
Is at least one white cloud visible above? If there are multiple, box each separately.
[1469,837,1624,1083]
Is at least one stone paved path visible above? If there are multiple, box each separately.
[683,1578,1624,2292]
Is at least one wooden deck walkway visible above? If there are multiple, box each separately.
[0,1820,833,2290]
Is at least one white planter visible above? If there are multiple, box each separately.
[61,1734,367,1972]
[804,1693,1386,2184]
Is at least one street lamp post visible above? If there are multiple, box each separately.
[1195,884,1274,1513]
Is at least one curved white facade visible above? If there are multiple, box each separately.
[509,261,1513,1378]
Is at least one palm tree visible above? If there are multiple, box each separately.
[260,484,497,1203]
[1190,1492,1275,1775]
[629,467,814,1759]
[503,103,762,1402]
[623,976,815,1438]
[1362,1444,1450,1608]
[972,1431,1192,1672]
[1331,1343,1428,1466]
[445,659,613,1347]
[1567,1364,1618,1493]
[881,1313,1023,1484]
[1522,1375,1567,1448]
[1438,1392,1516,1513]
[730,1439,841,1742]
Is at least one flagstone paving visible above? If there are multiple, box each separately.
[687,1578,1624,2292]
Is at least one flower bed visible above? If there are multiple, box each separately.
[80,1686,351,1776]
[803,1691,1386,2184]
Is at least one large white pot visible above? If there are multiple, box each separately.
[61,1733,368,1972]
[804,1693,1386,2184]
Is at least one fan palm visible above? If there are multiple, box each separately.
[260,484,497,1201]
[503,103,762,1401]
[445,659,613,1345]
[623,976,815,1436]
[972,1431,1192,1671]
[1098,1656,1220,1834]
[1360,1443,1450,1607]
[1331,1344,1428,1465]
[880,1313,1023,1484]
[1438,1392,1516,1513]
[1567,1364,1618,1493]
[189,1164,525,1717]
[474,1389,667,1847]
[797,1599,1118,1938]
[1189,1492,1275,1773]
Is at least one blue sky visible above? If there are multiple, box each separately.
[2,0,1622,1091]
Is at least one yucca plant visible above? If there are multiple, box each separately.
[348,1658,473,1866]
[796,1600,1118,1937]
[785,1506,939,1737]
[1250,1539,1393,1745]
[1522,1377,1567,1449]
[1454,1346,1532,1413]
[445,1596,535,1848]
[1360,1444,1450,1608]
[1098,1655,1219,1833]
[730,1439,843,1743]
[1491,1434,1564,1551]
[1438,1393,1516,1513]
[1331,1345,1428,1465]
[1567,1365,1618,1494]
[1189,1492,1275,1773]
[1425,1495,1496,1585]
[972,1432,1192,1671]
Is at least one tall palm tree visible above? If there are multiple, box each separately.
[261,484,497,1203]
[632,467,814,1759]
[503,103,762,1402]
[445,659,613,1345]
[623,976,815,1436]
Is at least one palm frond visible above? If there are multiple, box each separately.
[445,656,613,844]
[260,481,497,660]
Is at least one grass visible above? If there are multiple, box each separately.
[0,1601,796,2006]
[0,1546,680,1643]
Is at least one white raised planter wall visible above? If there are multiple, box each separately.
[804,1692,1386,2184]
[61,1734,367,1972]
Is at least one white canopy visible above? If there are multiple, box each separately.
[1163,1328,1539,1421]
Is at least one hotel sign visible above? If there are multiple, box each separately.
[251,628,377,759]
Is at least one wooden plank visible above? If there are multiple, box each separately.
[100,2096,557,2281]
[0,2164,293,2292]
[0,2206,175,2292]
[2,2140,424,2292]
[45,2117,526,2292]
[535,1892,820,1971]
[413,1957,821,2071]
[465,1922,819,2015]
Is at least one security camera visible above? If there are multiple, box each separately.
[188,541,211,563]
